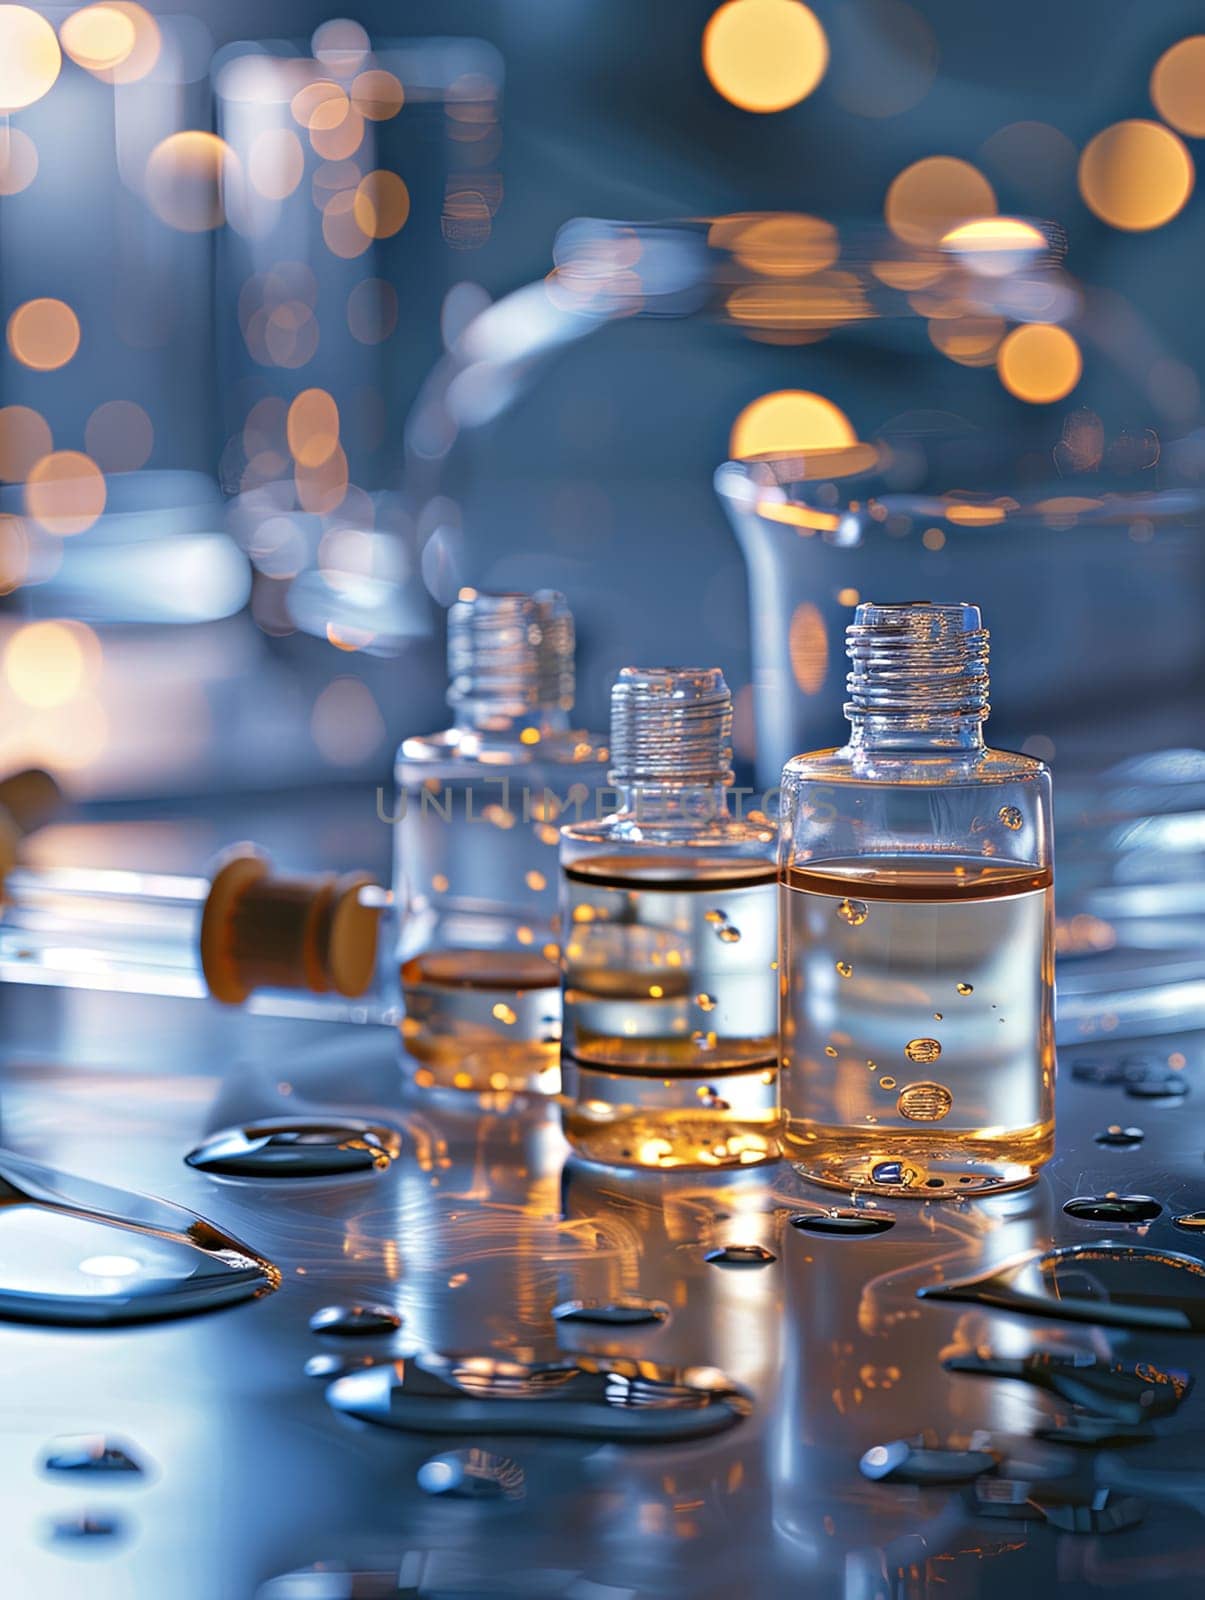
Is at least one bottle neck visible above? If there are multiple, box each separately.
[844,602,989,754]
[612,778,730,821]
[607,667,735,812]
[446,589,575,737]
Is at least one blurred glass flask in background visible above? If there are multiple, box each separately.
[779,602,1055,1197]
[394,590,607,1092]
[559,667,779,1167]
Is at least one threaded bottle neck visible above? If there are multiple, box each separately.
[845,602,988,750]
[609,667,734,788]
[447,589,575,727]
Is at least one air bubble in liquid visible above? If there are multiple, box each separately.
[905,1037,942,1064]
[878,1076,897,1090]
[836,961,853,979]
[998,806,1024,830]
[898,1081,953,1121]
[717,925,742,944]
[957,982,974,996]
[837,898,869,926]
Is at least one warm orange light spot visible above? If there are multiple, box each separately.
[0,5,61,112]
[885,156,996,246]
[312,17,371,75]
[944,500,1007,526]
[726,272,870,338]
[837,586,860,605]
[940,216,1046,270]
[0,406,52,481]
[3,619,98,707]
[1078,120,1193,232]
[347,277,398,344]
[6,298,80,371]
[352,68,404,121]
[703,0,828,112]
[921,526,946,550]
[354,170,410,239]
[997,323,1082,404]
[0,125,38,194]
[1151,37,1205,139]
[287,388,340,468]
[248,127,304,200]
[321,189,372,259]
[85,399,153,473]
[295,443,349,514]
[87,2,158,83]
[928,314,1005,367]
[0,513,28,594]
[310,101,364,162]
[730,389,857,458]
[24,451,106,535]
[291,79,345,128]
[60,5,135,72]
[145,131,237,232]
[717,212,839,276]
[789,602,828,693]
[757,501,841,532]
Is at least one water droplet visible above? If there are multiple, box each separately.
[186,1118,399,1179]
[717,925,742,944]
[905,1037,942,1064]
[835,961,853,979]
[0,1149,276,1327]
[1064,1194,1162,1223]
[859,1439,997,1484]
[49,1512,122,1541]
[417,1447,525,1500]
[836,898,869,926]
[998,805,1024,831]
[932,1012,943,1021]
[1095,1125,1145,1148]
[897,1081,953,1122]
[695,992,716,1012]
[944,1348,1191,1422]
[1124,1071,1189,1101]
[1174,1211,1205,1233]
[790,1210,896,1237]
[824,1045,838,1058]
[956,982,974,996]
[42,1438,143,1476]
[705,1244,776,1267]
[704,909,726,924]
[304,1352,381,1381]
[326,1354,751,1442]
[878,1075,898,1090]
[918,1240,1205,1331]
[552,1297,669,1327]
[309,1303,401,1337]
[866,1059,878,1071]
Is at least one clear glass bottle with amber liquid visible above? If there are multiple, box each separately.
[395,590,607,1093]
[560,667,779,1169]
[779,602,1054,1197]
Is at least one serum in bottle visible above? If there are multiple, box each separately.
[395,590,608,1092]
[779,602,1054,1196]
[560,667,779,1168]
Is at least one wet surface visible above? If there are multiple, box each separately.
[3,793,1205,1597]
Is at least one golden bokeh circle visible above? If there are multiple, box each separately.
[1151,36,1205,139]
[1078,119,1194,232]
[885,156,996,246]
[352,68,404,121]
[0,5,62,112]
[3,620,92,709]
[287,388,340,467]
[145,131,238,232]
[0,125,39,195]
[60,5,136,73]
[730,389,857,457]
[353,170,410,239]
[702,0,828,114]
[997,323,1082,404]
[24,450,107,535]
[6,298,81,371]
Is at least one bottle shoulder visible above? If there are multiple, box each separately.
[780,744,1050,788]
[562,813,776,852]
[398,727,608,775]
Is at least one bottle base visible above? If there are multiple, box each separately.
[400,948,561,1094]
[560,1056,780,1170]
[782,1123,1052,1198]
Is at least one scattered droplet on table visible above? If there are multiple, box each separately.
[790,1210,895,1237]
[1063,1194,1162,1223]
[417,1448,524,1500]
[43,1438,143,1477]
[1095,1125,1145,1147]
[704,1244,776,1268]
[186,1118,399,1179]
[551,1297,669,1327]
[309,1304,401,1337]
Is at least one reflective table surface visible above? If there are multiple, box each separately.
[1,772,1203,1599]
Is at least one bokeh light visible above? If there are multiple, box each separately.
[1151,36,1205,140]
[87,1,158,83]
[997,323,1082,403]
[825,0,937,120]
[295,443,349,513]
[730,389,856,457]
[311,676,385,765]
[0,405,53,481]
[322,189,372,259]
[3,620,95,709]
[248,128,304,201]
[352,68,404,121]
[788,602,828,693]
[702,0,828,113]
[928,314,1005,367]
[1078,120,1193,232]
[353,170,410,239]
[287,388,340,467]
[6,298,81,371]
[0,514,28,594]
[940,216,1046,275]
[60,5,136,73]
[885,156,996,245]
[145,131,238,233]
[347,277,398,344]
[0,125,39,195]
[714,212,839,276]
[85,399,153,472]
[312,18,371,77]
[0,5,62,112]
[24,450,107,534]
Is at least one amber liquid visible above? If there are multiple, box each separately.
[560,854,779,1169]
[401,948,561,1094]
[780,856,1054,1195]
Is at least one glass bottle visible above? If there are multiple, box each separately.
[559,667,779,1168]
[779,601,1054,1196]
[395,589,607,1093]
